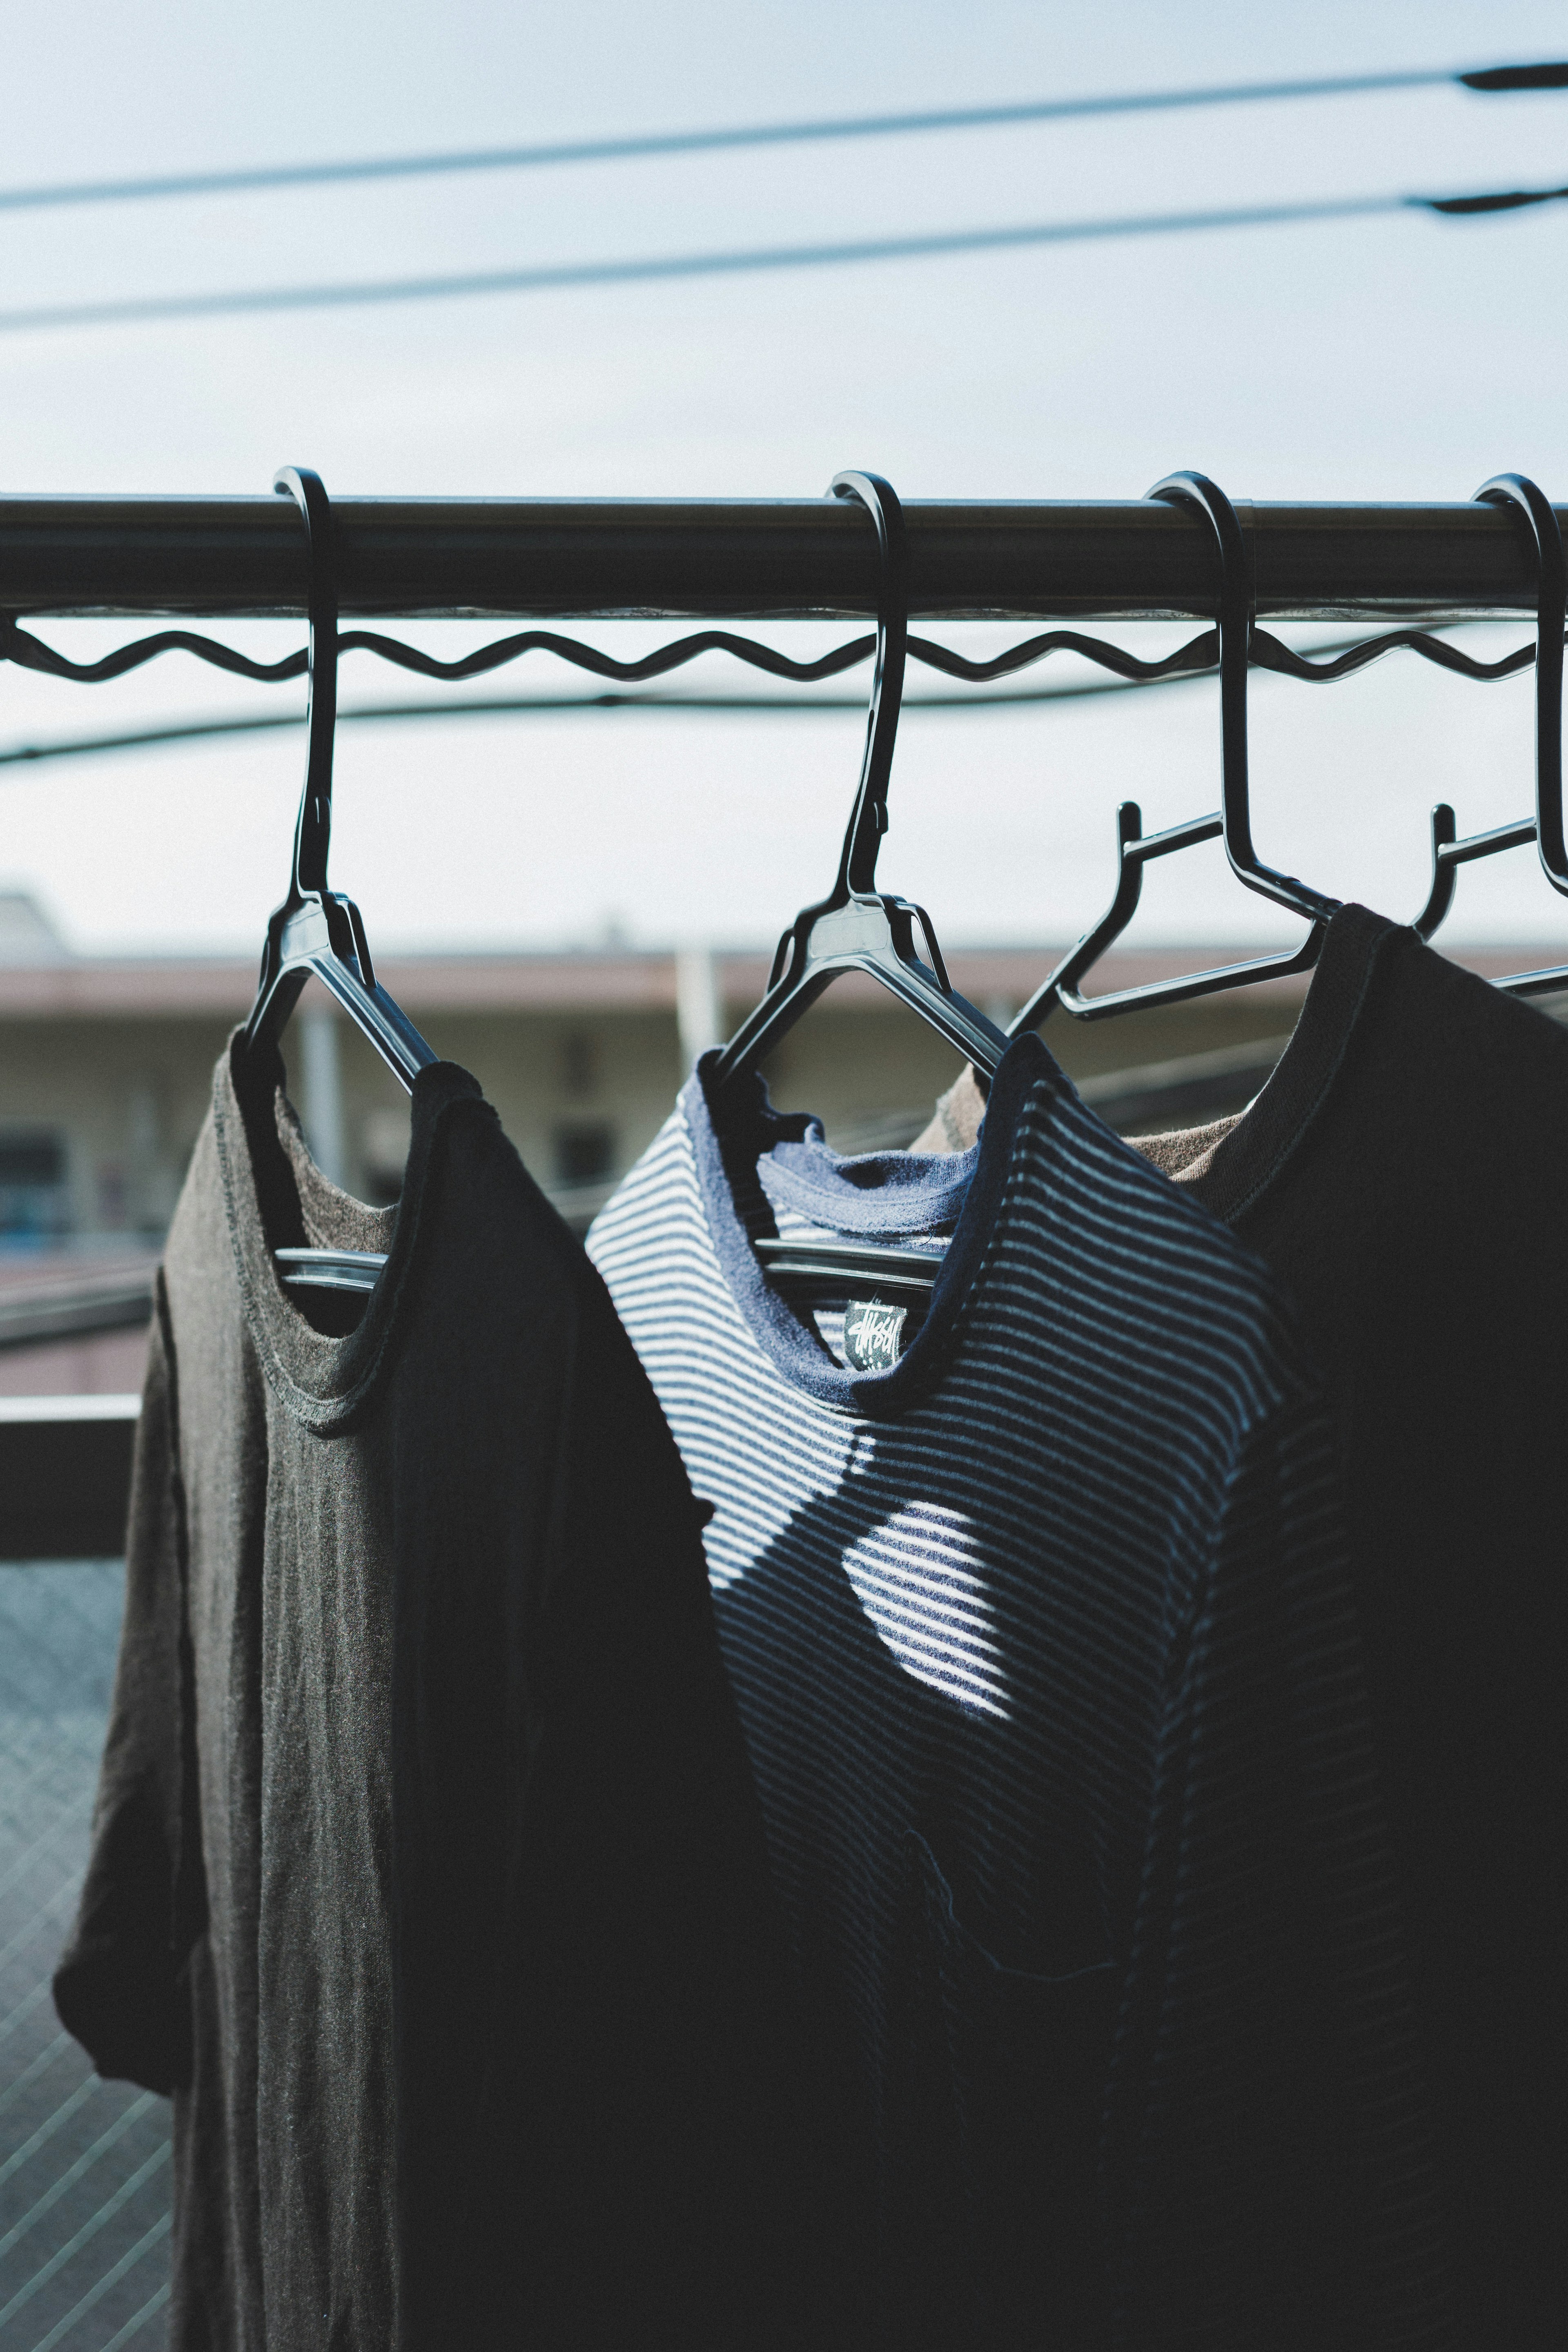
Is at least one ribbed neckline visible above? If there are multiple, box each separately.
[687,1031,1067,1416]
[1152,904,1403,1226]
[757,1129,978,1236]
[213,1032,484,1433]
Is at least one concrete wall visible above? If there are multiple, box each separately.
[0,1014,232,1241]
[323,998,686,1203]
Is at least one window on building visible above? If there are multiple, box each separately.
[559,1029,598,1100]
[0,1132,69,1240]
[553,1123,616,1187]
[361,1107,412,1208]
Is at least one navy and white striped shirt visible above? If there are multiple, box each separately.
[589,1034,1450,2350]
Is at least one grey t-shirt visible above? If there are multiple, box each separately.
[56,1037,793,2350]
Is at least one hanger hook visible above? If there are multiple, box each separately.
[274,466,339,904]
[1148,470,1337,924]
[829,471,908,898]
[710,466,1004,1085]
[1476,474,1568,894]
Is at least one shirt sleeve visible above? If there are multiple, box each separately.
[1104,1389,1456,2351]
[53,1275,196,2095]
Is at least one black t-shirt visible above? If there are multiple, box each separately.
[1136,907,1568,2340]
[56,1038,796,2350]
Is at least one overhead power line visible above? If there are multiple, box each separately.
[0,179,1564,337]
[0,60,1564,215]
[0,680,1185,772]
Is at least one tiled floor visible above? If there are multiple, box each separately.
[0,1565,170,2352]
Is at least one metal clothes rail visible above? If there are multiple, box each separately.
[0,497,1563,621]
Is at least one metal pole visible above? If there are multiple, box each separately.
[0,496,1559,621]
[299,1004,349,1190]
[675,947,724,1071]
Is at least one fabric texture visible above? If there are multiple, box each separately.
[56,1036,795,2352]
[588,1033,1453,2351]
[1127,905,1568,2342]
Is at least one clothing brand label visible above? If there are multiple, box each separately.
[843,1296,908,1372]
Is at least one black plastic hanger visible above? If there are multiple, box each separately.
[751,1235,940,1301]
[712,471,1009,1087]
[246,467,439,1080]
[1411,472,1568,994]
[1008,470,1341,1031]
[244,467,437,1295]
[711,471,1006,1320]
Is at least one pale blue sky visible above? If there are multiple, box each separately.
[4,0,1568,954]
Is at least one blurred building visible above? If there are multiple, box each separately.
[0,889,1323,1239]
[0,887,1546,1394]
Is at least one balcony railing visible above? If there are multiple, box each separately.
[0,1560,171,2352]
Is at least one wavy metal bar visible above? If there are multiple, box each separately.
[0,622,307,684]
[396,624,1223,687]
[0,615,1225,689]
[340,624,873,683]
[0,610,1555,694]
[1250,622,1537,682]
[0,617,877,686]
[909,626,1219,682]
